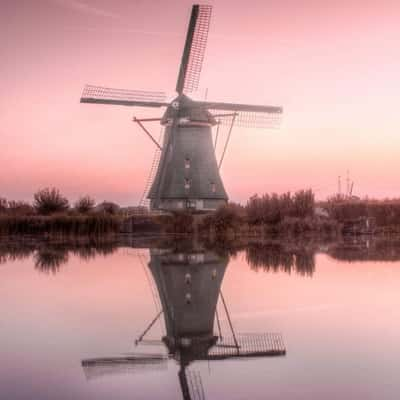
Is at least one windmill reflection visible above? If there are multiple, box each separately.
[81,247,286,400]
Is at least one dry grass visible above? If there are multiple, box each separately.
[0,214,121,236]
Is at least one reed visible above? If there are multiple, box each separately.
[326,199,400,226]
[0,214,121,236]
[245,189,315,224]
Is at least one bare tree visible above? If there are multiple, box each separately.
[75,196,95,214]
[33,188,69,215]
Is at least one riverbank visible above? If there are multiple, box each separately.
[2,211,400,239]
[3,192,400,238]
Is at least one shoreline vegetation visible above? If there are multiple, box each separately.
[2,187,400,238]
[2,235,400,277]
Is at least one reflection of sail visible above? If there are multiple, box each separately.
[185,369,205,400]
[207,333,285,359]
[81,354,168,380]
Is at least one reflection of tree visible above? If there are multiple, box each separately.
[71,241,118,260]
[246,244,315,277]
[34,248,69,274]
[328,238,400,262]
[0,239,119,274]
[0,242,36,265]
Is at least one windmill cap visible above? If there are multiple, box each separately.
[161,94,217,126]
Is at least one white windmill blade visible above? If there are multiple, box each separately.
[191,100,283,128]
[80,84,168,107]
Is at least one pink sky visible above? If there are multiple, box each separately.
[1,0,400,205]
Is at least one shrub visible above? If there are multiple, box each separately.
[33,188,69,215]
[75,196,95,214]
[212,204,242,233]
[201,203,243,235]
[98,201,120,215]
[167,211,194,234]
[245,189,315,224]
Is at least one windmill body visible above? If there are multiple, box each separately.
[149,95,228,210]
[80,4,282,212]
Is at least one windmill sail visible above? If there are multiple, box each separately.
[194,100,283,128]
[176,5,212,95]
[81,354,168,380]
[80,85,168,107]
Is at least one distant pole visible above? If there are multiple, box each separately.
[346,170,350,198]
[338,176,341,197]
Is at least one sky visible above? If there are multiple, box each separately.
[1,0,400,205]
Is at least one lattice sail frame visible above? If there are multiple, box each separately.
[81,84,166,103]
[211,109,283,129]
[183,5,212,94]
[176,5,212,95]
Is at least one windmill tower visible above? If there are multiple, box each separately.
[80,4,283,212]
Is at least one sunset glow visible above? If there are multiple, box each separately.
[2,0,400,204]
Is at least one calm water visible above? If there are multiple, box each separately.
[1,238,399,400]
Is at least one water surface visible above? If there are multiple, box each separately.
[1,238,399,399]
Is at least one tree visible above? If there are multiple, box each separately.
[33,188,69,215]
[75,196,95,213]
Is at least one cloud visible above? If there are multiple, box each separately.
[52,0,121,20]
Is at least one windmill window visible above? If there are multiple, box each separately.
[184,158,190,169]
[210,182,216,193]
[184,179,191,189]
[186,199,196,209]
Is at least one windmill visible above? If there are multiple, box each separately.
[81,247,286,400]
[80,4,283,212]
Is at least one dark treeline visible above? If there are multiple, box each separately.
[200,189,339,237]
[246,190,315,224]
[0,188,121,236]
[325,199,400,227]
[4,187,400,237]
